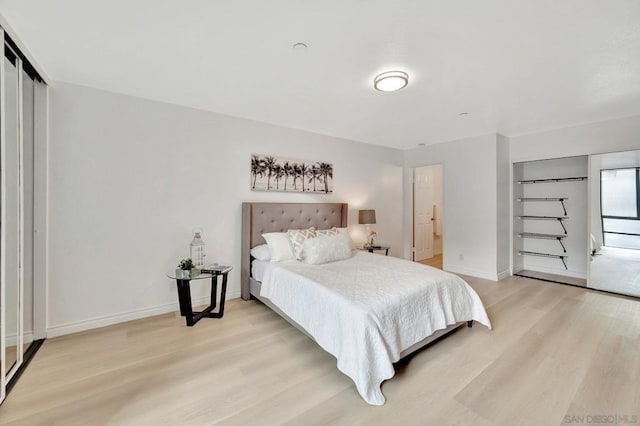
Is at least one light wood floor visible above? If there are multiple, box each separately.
[1,275,639,425]
[419,254,443,269]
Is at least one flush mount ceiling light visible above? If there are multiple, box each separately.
[374,70,409,92]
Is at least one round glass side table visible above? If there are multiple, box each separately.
[167,266,232,326]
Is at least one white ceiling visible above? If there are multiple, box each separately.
[1,0,639,149]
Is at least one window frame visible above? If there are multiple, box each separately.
[600,167,640,249]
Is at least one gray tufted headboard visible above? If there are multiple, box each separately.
[241,202,348,299]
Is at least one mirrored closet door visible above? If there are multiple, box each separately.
[1,27,46,405]
[2,30,22,391]
[589,150,640,298]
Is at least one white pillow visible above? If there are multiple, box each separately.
[302,233,353,265]
[262,232,295,262]
[336,227,355,249]
[250,244,271,261]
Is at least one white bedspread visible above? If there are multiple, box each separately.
[259,251,491,405]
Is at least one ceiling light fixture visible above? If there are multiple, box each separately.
[373,70,409,92]
[459,112,469,116]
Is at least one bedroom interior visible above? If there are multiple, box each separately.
[0,0,639,423]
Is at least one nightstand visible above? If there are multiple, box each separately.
[362,246,390,256]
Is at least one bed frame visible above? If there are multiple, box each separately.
[240,202,470,359]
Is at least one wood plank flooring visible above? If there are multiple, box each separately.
[1,274,639,425]
[515,269,587,287]
[419,254,443,269]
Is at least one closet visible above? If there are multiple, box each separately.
[513,156,589,286]
[0,27,47,404]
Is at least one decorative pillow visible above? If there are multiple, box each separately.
[302,233,353,265]
[262,232,295,262]
[316,227,339,236]
[287,227,317,260]
[250,244,271,261]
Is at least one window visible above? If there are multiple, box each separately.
[601,168,640,249]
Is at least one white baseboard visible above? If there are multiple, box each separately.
[47,290,241,338]
[4,332,34,347]
[444,264,502,281]
[496,269,511,281]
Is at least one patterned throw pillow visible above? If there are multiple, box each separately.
[287,227,317,260]
[316,227,339,237]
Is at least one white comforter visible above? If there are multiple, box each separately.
[259,251,491,405]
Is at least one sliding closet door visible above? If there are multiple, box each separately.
[21,69,34,353]
[2,46,23,385]
[0,27,46,405]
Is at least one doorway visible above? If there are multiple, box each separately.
[413,165,443,269]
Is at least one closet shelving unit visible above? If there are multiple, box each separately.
[517,197,568,215]
[517,215,569,234]
[517,232,568,252]
[513,157,588,287]
[517,250,568,269]
[515,176,586,271]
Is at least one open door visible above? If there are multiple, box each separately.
[413,167,435,261]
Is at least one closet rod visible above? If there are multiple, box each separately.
[517,176,587,184]
[517,216,568,234]
[517,233,567,252]
[517,197,567,201]
[517,215,568,220]
[517,198,567,215]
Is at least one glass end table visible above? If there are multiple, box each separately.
[167,266,232,326]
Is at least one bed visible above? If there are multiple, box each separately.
[241,202,491,405]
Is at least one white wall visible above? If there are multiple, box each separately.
[47,82,404,336]
[510,114,640,162]
[496,134,510,277]
[404,134,503,280]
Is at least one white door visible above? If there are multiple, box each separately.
[414,168,434,261]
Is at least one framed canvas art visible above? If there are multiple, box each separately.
[251,154,333,193]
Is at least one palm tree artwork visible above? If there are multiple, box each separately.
[317,162,333,194]
[262,156,277,190]
[282,161,294,191]
[251,154,266,189]
[298,163,310,192]
[273,165,285,190]
[250,154,333,193]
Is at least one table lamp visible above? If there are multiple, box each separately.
[358,209,377,247]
